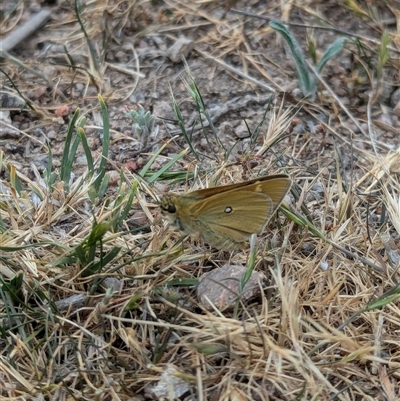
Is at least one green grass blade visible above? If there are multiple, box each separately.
[78,126,94,178]
[269,21,315,96]
[316,37,346,74]
[169,84,199,159]
[60,108,81,186]
[144,148,189,185]
[92,95,110,197]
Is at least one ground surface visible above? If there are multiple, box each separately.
[1,0,400,400]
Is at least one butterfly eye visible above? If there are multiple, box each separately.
[167,204,176,213]
[224,206,233,213]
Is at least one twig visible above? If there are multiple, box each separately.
[0,10,51,53]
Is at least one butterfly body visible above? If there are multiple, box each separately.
[159,175,292,250]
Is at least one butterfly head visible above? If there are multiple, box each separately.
[159,196,177,215]
[159,195,187,230]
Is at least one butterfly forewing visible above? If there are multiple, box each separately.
[186,174,290,201]
[249,176,292,207]
[190,190,273,233]
[159,174,292,249]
